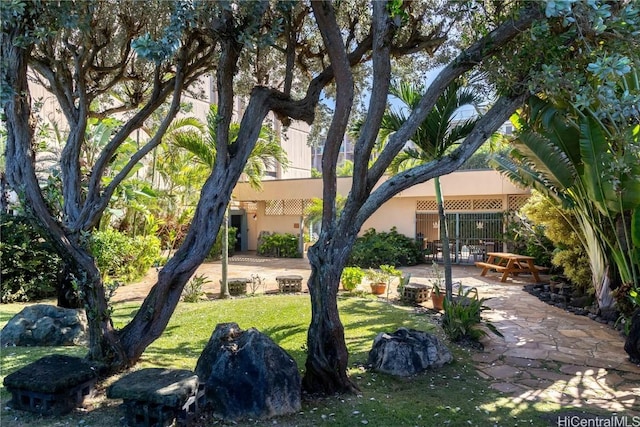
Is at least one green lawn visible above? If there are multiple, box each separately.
[1,295,564,426]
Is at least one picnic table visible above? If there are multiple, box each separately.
[475,252,546,283]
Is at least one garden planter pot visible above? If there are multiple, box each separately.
[370,283,387,295]
[431,293,445,310]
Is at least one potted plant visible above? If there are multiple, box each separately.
[365,264,401,296]
[341,267,364,291]
[431,283,445,310]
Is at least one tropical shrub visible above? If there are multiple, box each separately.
[520,193,592,293]
[90,228,161,282]
[257,232,300,258]
[0,214,61,302]
[503,210,555,269]
[207,226,238,260]
[340,267,364,291]
[348,227,423,268]
[442,288,502,345]
[182,274,210,302]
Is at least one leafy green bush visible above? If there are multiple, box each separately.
[207,226,238,260]
[0,214,61,302]
[90,228,161,282]
[341,267,364,291]
[520,193,591,292]
[348,227,423,268]
[257,232,300,258]
[504,211,555,269]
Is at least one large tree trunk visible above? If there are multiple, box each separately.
[302,242,359,394]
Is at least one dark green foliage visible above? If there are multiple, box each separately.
[0,214,61,302]
[504,213,555,270]
[257,232,300,258]
[90,229,161,282]
[348,228,423,268]
[207,226,238,260]
[442,288,503,344]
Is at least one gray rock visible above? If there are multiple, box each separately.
[368,327,453,376]
[1,304,87,346]
[195,322,301,421]
[624,309,640,364]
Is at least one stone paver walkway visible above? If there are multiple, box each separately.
[443,266,640,417]
[115,254,640,416]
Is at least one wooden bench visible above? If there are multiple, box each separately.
[276,275,303,292]
[474,261,507,272]
[107,368,205,427]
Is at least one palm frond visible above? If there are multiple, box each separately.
[513,130,576,191]
[170,130,215,169]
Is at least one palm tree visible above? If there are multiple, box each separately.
[169,105,288,190]
[169,105,289,297]
[383,79,481,299]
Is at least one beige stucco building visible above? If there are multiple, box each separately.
[231,170,530,260]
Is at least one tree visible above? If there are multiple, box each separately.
[383,79,481,299]
[3,1,222,367]
[169,104,288,297]
[3,0,636,398]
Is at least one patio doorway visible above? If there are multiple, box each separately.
[230,210,247,252]
[416,212,504,264]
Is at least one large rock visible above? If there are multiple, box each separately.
[368,327,453,376]
[624,309,640,364]
[195,322,301,421]
[1,304,87,346]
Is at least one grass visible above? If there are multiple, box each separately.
[1,295,569,426]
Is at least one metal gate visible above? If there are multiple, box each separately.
[416,212,504,264]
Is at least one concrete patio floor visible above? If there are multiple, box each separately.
[113,252,640,416]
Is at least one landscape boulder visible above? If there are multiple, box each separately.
[1,304,87,346]
[368,327,453,376]
[195,322,301,421]
[624,309,640,364]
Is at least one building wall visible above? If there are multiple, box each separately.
[233,170,530,250]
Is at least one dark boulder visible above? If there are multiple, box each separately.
[624,309,640,364]
[195,322,301,421]
[1,304,87,346]
[368,327,453,376]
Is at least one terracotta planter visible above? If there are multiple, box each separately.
[431,293,445,310]
[370,282,387,295]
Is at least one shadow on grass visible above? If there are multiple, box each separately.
[2,294,631,426]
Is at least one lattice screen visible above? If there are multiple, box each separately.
[508,195,530,211]
[265,200,283,215]
[416,200,438,211]
[444,199,472,210]
[418,198,505,211]
[472,198,503,210]
[265,199,312,216]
